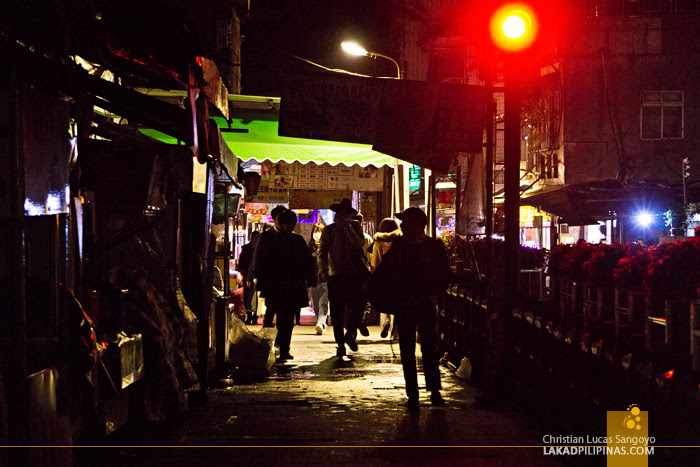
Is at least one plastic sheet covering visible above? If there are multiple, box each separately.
[20,87,71,216]
[228,315,276,374]
[199,57,229,120]
[457,153,485,235]
[104,333,144,390]
[113,271,199,421]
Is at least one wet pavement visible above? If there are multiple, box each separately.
[76,324,561,466]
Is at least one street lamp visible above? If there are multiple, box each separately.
[342,40,406,220]
[341,41,402,79]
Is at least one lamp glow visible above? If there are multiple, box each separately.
[489,3,538,52]
[502,15,526,39]
[341,42,368,56]
[341,41,402,79]
[636,212,653,227]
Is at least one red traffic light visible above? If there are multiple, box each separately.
[490,3,539,52]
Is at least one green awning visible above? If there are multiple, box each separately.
[140,111,395,168]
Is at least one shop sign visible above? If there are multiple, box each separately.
[437,219,456,234]
[259,160,384,192]
[245,203,268,215]
[289,190,352,209]
[253,186,289,204]
[292,209,318,224]
[409,164,422,194]
[520,205,551,228]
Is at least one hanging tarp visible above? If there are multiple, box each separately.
[279,71,489,173]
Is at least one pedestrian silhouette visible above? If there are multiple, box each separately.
[370,217,402,339]
[317,198,369,357]
[353,213,374,337]
[253,205,289,328]
[238,230,261,324]
[308,223,330,335]
[368,207,451,408]
[254,209,316,361]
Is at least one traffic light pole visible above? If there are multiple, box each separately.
[503,61,521,315]
[485,59,522,395]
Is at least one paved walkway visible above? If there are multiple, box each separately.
[77,324,563,466]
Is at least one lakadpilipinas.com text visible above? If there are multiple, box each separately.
[542,435,655,456]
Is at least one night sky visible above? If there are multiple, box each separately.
[241,0,404,95]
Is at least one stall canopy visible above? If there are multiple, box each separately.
[141,95,395,168]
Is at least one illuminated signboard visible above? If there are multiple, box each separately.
[520,205,551,228]
[409,165,421,194]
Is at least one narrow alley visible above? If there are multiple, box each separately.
[75,323,559,466]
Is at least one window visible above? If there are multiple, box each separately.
[640,91,683,140]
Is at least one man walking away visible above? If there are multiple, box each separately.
[370,207,451,408]
[253,205,288,328]
[253,209,316,361]
[317,198,368,357]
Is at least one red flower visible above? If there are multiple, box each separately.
[644,239,700,298]
[613,246,651,290]
[583,243,627,285]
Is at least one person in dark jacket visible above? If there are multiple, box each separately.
[370,207,451,408]
[317,198,368,357]
[253,205,288,328]
[254,209,316,361]
[370,218,402,338]
[238,230,261,324]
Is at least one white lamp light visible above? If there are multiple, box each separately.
[635,212,653,227]
[341,41,401,79]
[341,41,368,56]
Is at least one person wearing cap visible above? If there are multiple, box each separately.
[317,198,368,356]
[369,207,451,408]
[253,209,316,361]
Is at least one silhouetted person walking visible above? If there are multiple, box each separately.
[317,198,368,356]
[254,209,316,361]
[308,223,330,335]
[238,230,261,324]
[254,205,288,328]
[353,213,374,337]
[370,217,402,338]
[369,207,451,408]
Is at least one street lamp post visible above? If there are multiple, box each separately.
[341,40,407,220]
[341,41,402,79]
